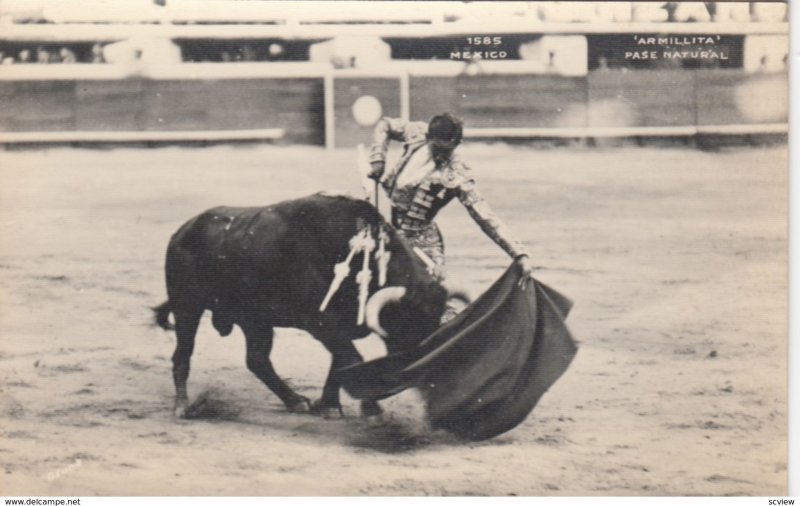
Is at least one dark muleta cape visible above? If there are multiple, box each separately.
[337,263,578,441]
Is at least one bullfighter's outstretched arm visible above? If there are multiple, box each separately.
[452,161,528,260]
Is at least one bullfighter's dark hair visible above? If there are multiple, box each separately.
[427,113,463,145]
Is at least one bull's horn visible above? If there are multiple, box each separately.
[365,286,407,337]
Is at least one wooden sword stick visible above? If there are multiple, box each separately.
[413,246,437,275]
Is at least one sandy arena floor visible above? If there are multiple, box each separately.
[0,142,788,496]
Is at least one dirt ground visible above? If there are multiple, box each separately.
[0,142,788,496]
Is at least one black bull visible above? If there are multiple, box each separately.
[153,193,449,419]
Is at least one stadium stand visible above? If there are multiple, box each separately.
[0,1,788,146]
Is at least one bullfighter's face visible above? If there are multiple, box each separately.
[428,139,457,166]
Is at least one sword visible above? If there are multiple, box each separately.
[356,144,375,203]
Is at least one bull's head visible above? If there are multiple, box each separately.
[365,280,448,353]
[343,203,450,352]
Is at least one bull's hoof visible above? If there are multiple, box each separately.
[287,397,312,414]
[322,407,345,420]
[173,400,189,419]
[309,399,345,419]
[365,412,388,428]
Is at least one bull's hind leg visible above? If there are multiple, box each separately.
[318,340,383,421]
[241,321,311,413]
[172,307,203,418]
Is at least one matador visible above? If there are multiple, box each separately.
[368,113,532,284]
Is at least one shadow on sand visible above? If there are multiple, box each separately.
[177,388,460,453]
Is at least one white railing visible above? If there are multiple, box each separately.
[464,124,789,139]
[0,62,332,81]
[0,129,286,143]
[0,1,788,27]
[0,20,789,43]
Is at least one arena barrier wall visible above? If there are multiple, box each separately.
[0,64,788,147]
[336,68,787,147]
[0,64,327,145]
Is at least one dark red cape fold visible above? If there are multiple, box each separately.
[337,263,578,440]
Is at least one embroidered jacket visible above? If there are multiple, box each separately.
[369,117,527,259]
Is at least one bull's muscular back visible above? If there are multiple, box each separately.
[164,193,440,335]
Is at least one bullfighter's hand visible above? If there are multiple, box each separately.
[431,264,445,283]
[516,254,532,288]
[369,161,385,181]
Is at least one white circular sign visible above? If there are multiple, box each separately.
[352,95,383,126]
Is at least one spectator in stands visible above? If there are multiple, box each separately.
[367,113,532,297]
[310,36,390,69]
[60,47,77,63]
[241,44,258,62]
[36,46,51,64]
[90,43,105,63]
[1,51,16,64]
[266,42,284,61]
[18,49,31,63]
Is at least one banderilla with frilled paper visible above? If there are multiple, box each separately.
[319,224,391,325]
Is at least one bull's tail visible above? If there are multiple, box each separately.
[152,300,175,331]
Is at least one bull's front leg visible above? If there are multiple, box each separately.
[318,340,384,423]
[242,322,311,413]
